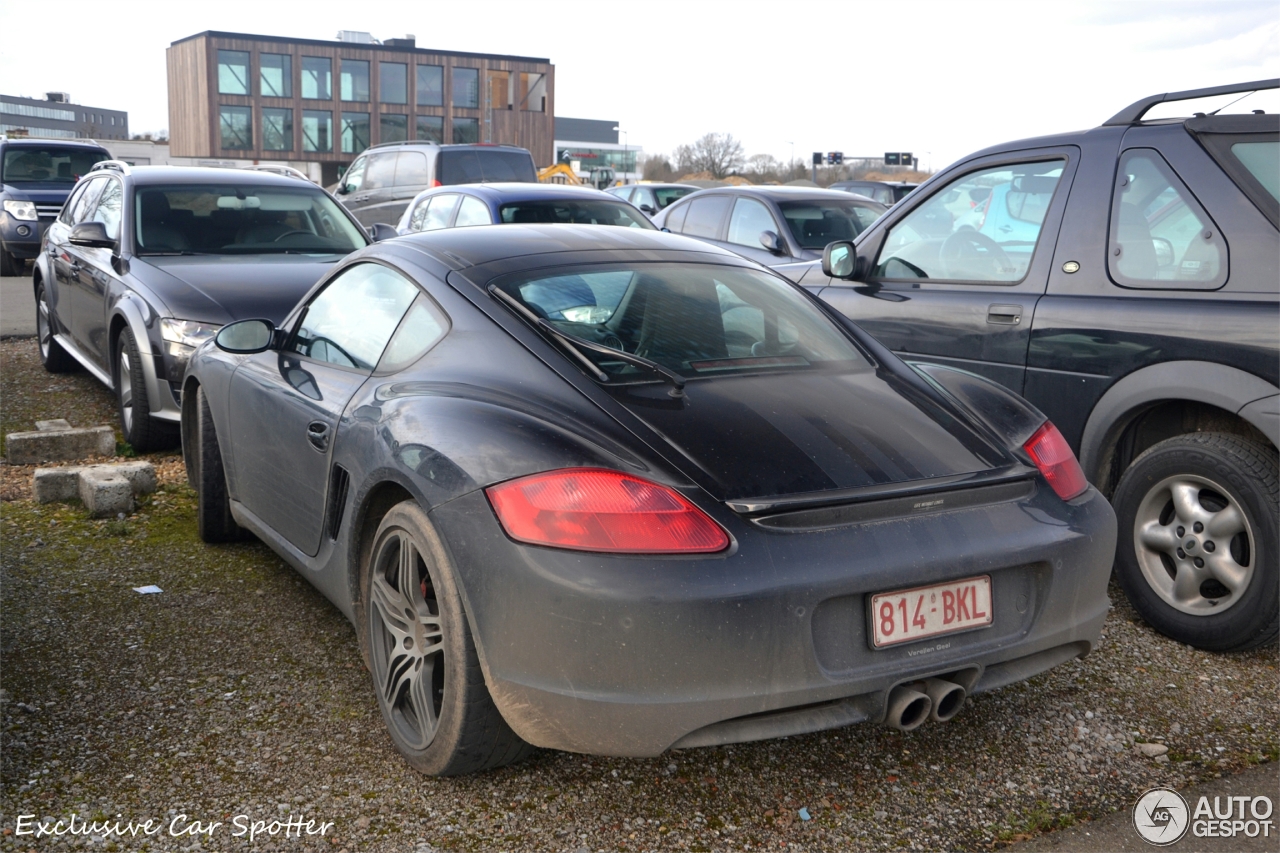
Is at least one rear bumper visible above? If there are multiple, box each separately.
[430,481,1116,757]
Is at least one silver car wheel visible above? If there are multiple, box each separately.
[369,528,446,751]
[118,347,134,433]
[37,292,52,359]
[1133,473,1255,615]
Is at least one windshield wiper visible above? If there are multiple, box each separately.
[139,250,211,256]
[488,286,686,397]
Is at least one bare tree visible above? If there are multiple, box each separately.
[672,144,697,175]
[689,133,745,178]
[745,153,781,179]
[641,154,676,182]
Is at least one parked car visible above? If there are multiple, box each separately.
[652,186,886,281]
[182,223,1115,775]
[336,142,538,227]
[33,162,370,450]
[1,137,111,276]
[604,182,699,218]
[805,79,1279,651]
[396,183,654,234]
[829,180,918,205]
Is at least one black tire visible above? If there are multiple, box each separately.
[0,247,20,277]
[35,282,77,373]
[190,385,241,543]
[113,327,176,452]
[1113,432,1278,652]
[360,502,532,776]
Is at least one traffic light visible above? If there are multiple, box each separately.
[827,151,843,165]
[812,152,823,166]
[884,152,900,165]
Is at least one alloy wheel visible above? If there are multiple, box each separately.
[37,292,51,360]
[1133,474,1255,615]
[118,347,134,433]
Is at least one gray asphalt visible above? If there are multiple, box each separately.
[1,271,36,338]
[1011,761,1279,853]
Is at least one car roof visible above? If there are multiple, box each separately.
[366,141,530,153]
[394,222,747,269]
[632,183,698,190]
[689,185,884,202]
[425,182,615,202]
[122,165,329,188]
[1,138,110,151]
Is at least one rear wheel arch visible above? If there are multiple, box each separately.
[348,479,417,658]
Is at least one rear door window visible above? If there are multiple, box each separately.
[361,153,397,190]
[422,193,459,230]
[453,195,491,227]
[394,152,429,187]
[1108,149,1227,289]
[681,194,731,239]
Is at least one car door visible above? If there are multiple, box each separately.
[66,176,123,365]
[349,152,398,226]
[819,148,1079,393]
[45,176,107,336]
[338,154,370,221]
[724,196,787,266]
[674,193,732,247]
[227,261,421,556]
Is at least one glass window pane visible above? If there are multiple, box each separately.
[341,59,370,102]
[521,72,546,112]
[380,62,407,104]
[415,115,444,143]
[378,293,450,373]
[395,152,428,186]
[421,193,459,231]
[89,179,122,241]
[728,198,778,247]
[488,71,511,110]
[1231,141,1279,201]
[380,113,408,144]
[452,117,479,144]
[875,161,1064,283]
[498,199,652,228]
[361,152,397,190]
[290,263,419,370]
[454,195,491,227]
[217,50,250,95]
[342,157,367,192]
[452,67,479,108]
[654,187,694,209]
[262,108,293,151]
[681,195,731,238]
[1109,149,1226,288]
[301,57,331,100]
[416,65,443,107]
[219,106,252,150]
[778,200,880,249]
[260,53,292,98]
[341,112,370,154]
[302,110,332,152]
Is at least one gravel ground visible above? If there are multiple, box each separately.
[1,337,1276,853]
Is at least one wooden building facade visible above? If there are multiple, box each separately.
[167,31,555,179]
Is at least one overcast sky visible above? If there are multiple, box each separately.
[2,0,1276,170]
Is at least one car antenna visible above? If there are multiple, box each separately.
[488,286,686,397]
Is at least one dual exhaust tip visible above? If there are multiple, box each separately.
[884,678,967,731]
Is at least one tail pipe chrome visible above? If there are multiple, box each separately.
[923,677,967,722]
[884,684,932,731]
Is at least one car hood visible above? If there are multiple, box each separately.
[131,254,340,325]
[2,184,74,204]
[604,366,1006,503]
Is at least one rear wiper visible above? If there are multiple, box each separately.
[488,286,686,397]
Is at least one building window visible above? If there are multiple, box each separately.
[416,115,443,143]
[341,59,370,102]
[522,73,547,112]
[380,114,408,143]
[452,117,478,144]
[488,71,511,110]
[341,112,370,153]
[302,110,332,152]
[217,50,250,96]
[416,65,443,107]
[219,105,252,150]
[263,108,293,151]
[302,57,331,100]
[380,62,407,105]
[261,53,292,98]
[452,67,479,108]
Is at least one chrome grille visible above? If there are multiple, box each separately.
[36,204,62,219]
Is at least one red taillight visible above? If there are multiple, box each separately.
[486,468,729,554]
[1023,422,1088,501]
[432,179,442,187]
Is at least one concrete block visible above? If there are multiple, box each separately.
[78,468,134,517]
[34,419,72,431]
[32,467,84,503]
[89,461,157,495]
[5,426,115,464]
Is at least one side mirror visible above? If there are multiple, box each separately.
[336,183,352,195]
[759,230,784,255]
[640,204,656,215]
[69,222,116,249]
[822,240,859,279]
[215,319,276,354]
[1152,237,1175,267]
[369,222,398,242]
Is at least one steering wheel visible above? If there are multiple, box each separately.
[940,230,1013,279]
[273,230,315,242]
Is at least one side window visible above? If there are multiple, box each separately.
[361,153,397,190]
[664,199,689,232]
[377,292,450,373]
[65,178,107,225]
[59,179,97,225]
[454,195,491,227]
[681,194,731,238]
[634,188,653,209]
[88,179,123,240]
[408,199,430,231]
[421,193,459,231]
[288,263,419,370]
[727,197,778,248]
[875,159,1065,283]
[342,156,367,192]
[1108,149,1227,289]
[394,152,429,187]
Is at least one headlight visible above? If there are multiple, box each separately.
[3,200,37,221]
[160,318,221,349]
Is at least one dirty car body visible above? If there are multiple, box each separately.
[182,224,1115,770]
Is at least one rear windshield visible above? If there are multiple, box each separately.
[438,149,537,184]
[654,186,695,208]
[133,184,367,256]
[492,263,868,382]
[778,200,885,248]
[2,146,110,183]
[498,199,655,229]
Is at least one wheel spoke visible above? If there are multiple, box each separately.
[407,659,438,746]
[397,534,419,606]
[1206,504,1245,540]
[1204,553,1249,595]
[370,574,413,639]
[1169,482,1204,523]
[1139,520,1179,554]
[1172,563,1204,604]
[382,649,416,705]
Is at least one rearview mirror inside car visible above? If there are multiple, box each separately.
[69,222,117,250]
[822,240,859,279]
[215,319,276,354]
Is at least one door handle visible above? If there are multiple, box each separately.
[306,421,330,452]
[68,261,82,274]
[986,304,1022,325]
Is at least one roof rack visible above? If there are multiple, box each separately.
[369,140,435,150]
[89,160,132,176]
[242,164,312,182]
[1104,78,1279,126]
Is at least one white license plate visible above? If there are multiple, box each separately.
[870,575,993,648]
